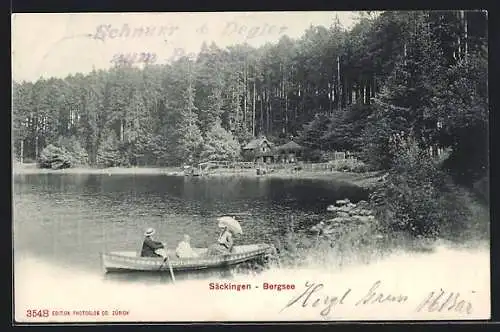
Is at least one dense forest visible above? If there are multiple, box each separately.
[13,11,487,180]
[12,11,488,238]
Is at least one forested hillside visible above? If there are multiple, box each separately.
[13,11,488,184]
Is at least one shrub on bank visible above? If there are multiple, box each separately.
[37,144,72,169]
[56,136,89,166]
[329,158,370,173]
[370,134,474,239]
[37,136,89,169]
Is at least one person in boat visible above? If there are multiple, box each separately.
[141,228,165,258]
[207,225,234,255]
[175,234,199,259]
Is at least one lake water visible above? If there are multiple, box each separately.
[13,173,368,273]
[14,173,491,322]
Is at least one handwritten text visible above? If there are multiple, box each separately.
[110,52,157,65]
[221,22,288,39]
[355,280,409,305]
[281,281,351,317]
[94,24,179,41]
[415,289,475,315]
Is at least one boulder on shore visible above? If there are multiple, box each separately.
[335,198,351,206]
[357,200,370,208]
[336,211,350,218]
[337,206,352,213]
[326,205,337,212]
[326,217,353,224]
[317,197,379,239]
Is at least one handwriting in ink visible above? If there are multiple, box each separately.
[94,24,179,41]
[222,22,288,39]
[110,52,157,65]
[280,281,351,317]
[167,48,198,62]
[355,280,409,305]
[415,289,475,315]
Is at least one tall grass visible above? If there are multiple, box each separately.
[273,218,401,271]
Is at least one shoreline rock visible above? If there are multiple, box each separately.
[311,198,378,237]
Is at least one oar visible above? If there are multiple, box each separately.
[158,246,176,283]
[164,254,176,283]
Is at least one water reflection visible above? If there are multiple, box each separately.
[14,174,368,274]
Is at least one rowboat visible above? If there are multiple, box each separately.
[100,243,275,273]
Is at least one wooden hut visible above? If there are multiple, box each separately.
[276,141,304,163]
[242,136,276,163]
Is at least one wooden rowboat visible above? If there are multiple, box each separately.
[100,243,274,273]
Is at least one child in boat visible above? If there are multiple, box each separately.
[207,226,234,255]
[141,228,165,258]
[175,234,199,258]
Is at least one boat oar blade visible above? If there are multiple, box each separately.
[166,255,176,283]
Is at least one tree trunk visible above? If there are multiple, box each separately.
[260,90,264,135]
[361,81,365,104]
[120,120,124,141]
[364,81,369,104]
[403,43,407,65]
[267,91,271,134]
[233,90,238,131]
[252,80,256,137]
[283,63,288,134]
[337,56,341,110]
[328,82,335,114]
[463,10,468,59]
[20,139,24,163]
[35,135,39,161]
[285,83,288,134]
[243,61,247,127]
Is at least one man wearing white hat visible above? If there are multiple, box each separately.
[141,227,165,258]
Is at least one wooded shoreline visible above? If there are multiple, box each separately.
[13,163,382,188]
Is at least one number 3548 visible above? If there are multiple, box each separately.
[26,309,49,318]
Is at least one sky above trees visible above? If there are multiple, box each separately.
[12,11,360,82]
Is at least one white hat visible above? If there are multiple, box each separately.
[217,216,236,228]
[144,228,155,236]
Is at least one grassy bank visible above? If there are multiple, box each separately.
[274,193,490,271]
[276,218,490,272]
[13,163,383,188]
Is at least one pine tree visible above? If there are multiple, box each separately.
[200,119,241,162]
[176,84,204,164]
[362,11,446,169]
[96,129,121,167]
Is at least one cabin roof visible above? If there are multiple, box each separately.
[277,141,304,151]
[243,137,272,150]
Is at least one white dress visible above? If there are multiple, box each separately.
[176,241,198,258]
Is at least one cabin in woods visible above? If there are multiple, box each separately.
[276,141,304,163]
[242,136,276,163]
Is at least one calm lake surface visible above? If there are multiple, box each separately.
[13,174,368,273]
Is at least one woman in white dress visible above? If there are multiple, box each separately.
[175,234,199,258]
